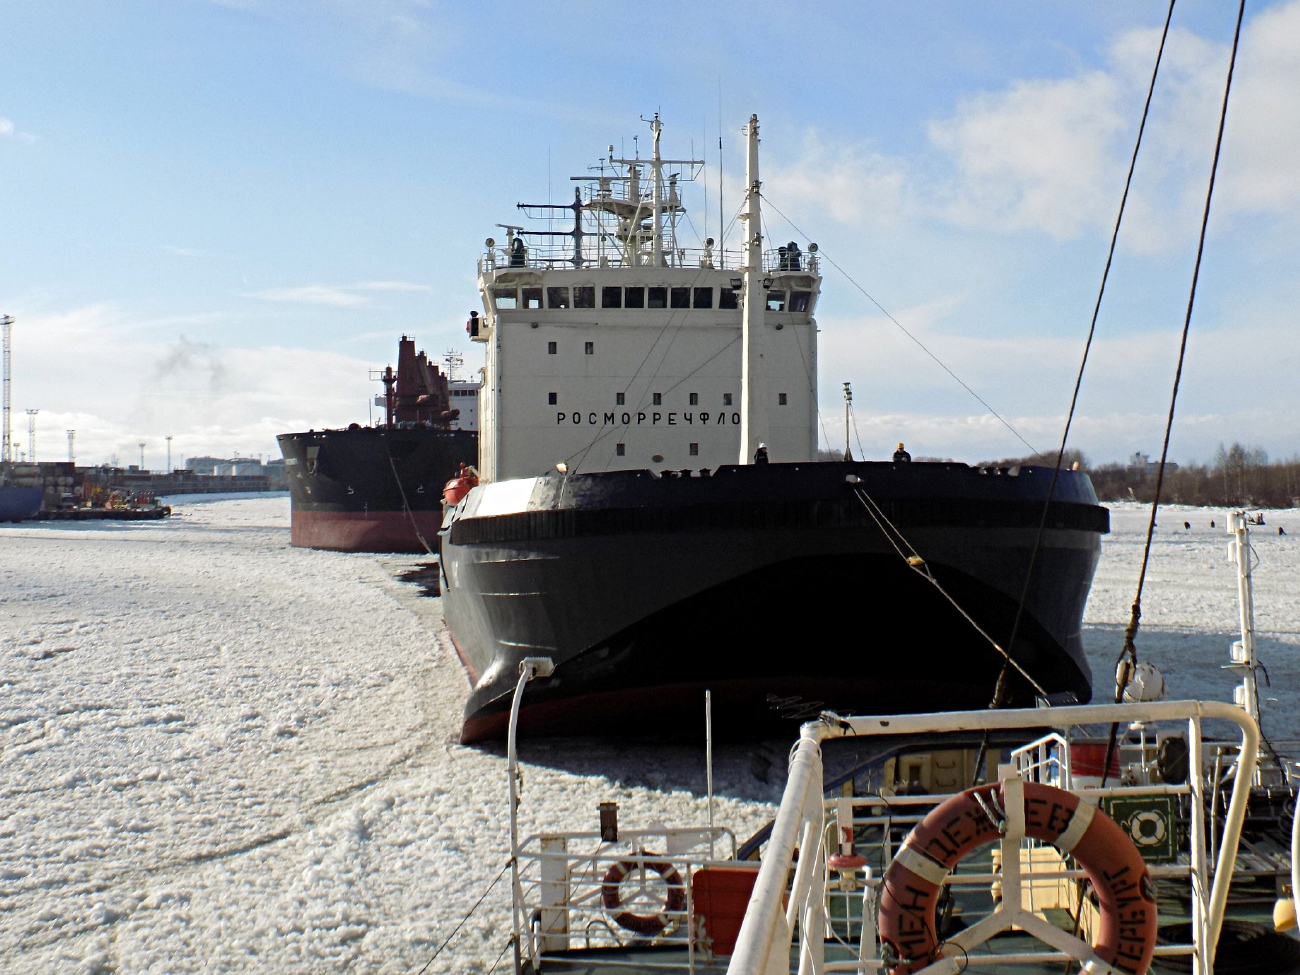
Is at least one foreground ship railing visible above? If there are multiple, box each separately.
[728,701,1263,975]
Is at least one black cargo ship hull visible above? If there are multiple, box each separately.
[440,461,1108,742]
[278,427,478,553]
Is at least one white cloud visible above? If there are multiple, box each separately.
[355,279,430,292]
[764,132,910,230]
[765,4,1300,248]
[8,305,379,467]
[0,115,35,143]
[246,285,369,307]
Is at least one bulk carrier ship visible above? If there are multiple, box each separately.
[278,336,477,553]
[440,115,1110,742]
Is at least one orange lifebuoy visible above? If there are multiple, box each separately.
[878,780,1158,975]
[601,857,686,936]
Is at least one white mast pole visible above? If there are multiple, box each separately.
[739,115,767,464]
[650,114,663,268]
[1227,511,1260,725]
[1,315,12,464]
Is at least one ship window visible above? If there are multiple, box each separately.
[670,287,690,309]
[494,287,518,309]
[601,286,622,308]
[723,392,733,406]
[585,341,594,355]
[547,287,570,309]
[616,392,625,405]
[625,287,645,308]
[765,290,786,312]
[690,442,699,456]
[548,392,557,405]
[693,287,713,309]
[522,287,543,309]
[648,287,667,308]
[719,288,738,309]
[574,286,595,309]
[616,443,625,456]
[790,290,812,312]
[653,393,662,405]
[689,392,698,405]
[547,341,557,354]
[779,392,788,405]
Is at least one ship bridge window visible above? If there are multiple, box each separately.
[723,392,733,406]
[548,392,557,405]
[574,286,595,308]
[653,393,662,405]
[670,287,690,309]
[601,286,622,308]
[693,287,713,309]
[547,287,570,309]
[689,392,698,405]
[648,287,667,309]
[585,341,594,355]
[616,392,625,405]
[523,287,543,309]
[626,287,645,308]
[765,291,787,312]
[547,341,557,354]
[494,287,518,309]
[719,289,738,310]
[779,393,788,405]
[790,290,812,312]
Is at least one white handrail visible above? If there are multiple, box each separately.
[726,700,1260,975]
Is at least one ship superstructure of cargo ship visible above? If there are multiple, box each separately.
[278,336,477,553]
[441,114,1110,742]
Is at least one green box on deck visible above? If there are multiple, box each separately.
[1102,795,1178,863]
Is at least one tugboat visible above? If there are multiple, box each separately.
[278,335,477,553]
[440,115,1110,742]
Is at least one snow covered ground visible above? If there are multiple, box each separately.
[0,495,782,973]
[1,495,1298,972]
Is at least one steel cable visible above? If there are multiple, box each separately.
[992,0,1177,710]
[1104,0,1246,785]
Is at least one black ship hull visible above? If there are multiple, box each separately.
[440,461,1109,741]
[278,427,478,553]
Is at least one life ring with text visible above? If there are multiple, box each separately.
[601,857,686,936]
[878,780,1157,975]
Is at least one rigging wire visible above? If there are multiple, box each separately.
[412,858,512,975]
[1103,0,1247,784]
[386,443,435,556]
[759,194,1038,456]
[848,481,1048,699]
[989,0,1178,710]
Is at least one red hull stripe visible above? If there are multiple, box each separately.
[291,509,441,553]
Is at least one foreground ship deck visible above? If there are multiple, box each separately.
[442,460,1109,741]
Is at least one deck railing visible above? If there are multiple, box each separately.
[727,700,1262,975]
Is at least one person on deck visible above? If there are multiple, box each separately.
[754,443,769,464]
[893,442,911,463]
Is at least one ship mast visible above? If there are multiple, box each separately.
[739,115,767,464]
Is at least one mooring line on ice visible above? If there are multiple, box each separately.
[413,857,512,975]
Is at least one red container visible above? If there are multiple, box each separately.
[692,865,760,956]
[1071,741,1121,780]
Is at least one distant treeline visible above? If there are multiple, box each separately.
[995,444,1300,508]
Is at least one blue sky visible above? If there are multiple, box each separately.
[2,0,1298,469]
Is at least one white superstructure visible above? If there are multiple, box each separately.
[449,380,481,432]
[470,114,820,482]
